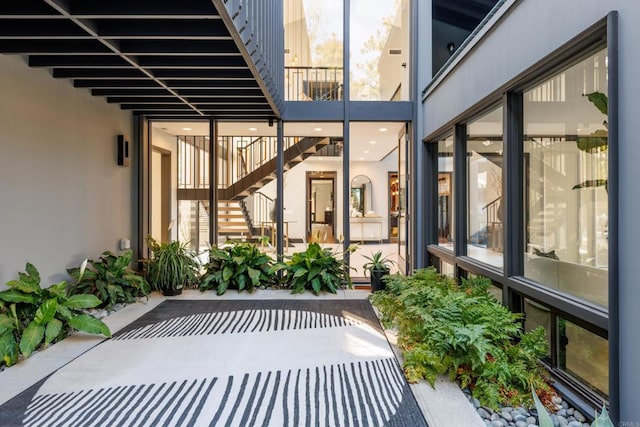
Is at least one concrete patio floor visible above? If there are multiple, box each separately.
[0,289,484,427]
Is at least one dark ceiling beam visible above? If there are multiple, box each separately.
[91,87,264,99]
[74,79,260,88]
[117,40,240,55]
[0,2,59,16]
[120,104,272,110]
[42,0,208,116]
[0,19,86,37]
[53,68,148,78]
[107,96,268,104]
[136,56,247,68]
[93,88,265,97]
[28,55,250,69]
[29,55,131,67]
[53,68,254,79]
[0,39,110,53]
[66,0,220,17]
[95,19,230,38]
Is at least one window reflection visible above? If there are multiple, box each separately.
[467,107,503,269]
[523,48,608,308]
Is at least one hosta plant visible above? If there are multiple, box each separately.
[68,250,149,310]
[371,268,552,408]
[273,242,356,295]
[0,263,111,366]
[200,242,277,295]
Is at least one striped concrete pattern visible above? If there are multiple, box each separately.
[23,358,406,427]
[4,302,427,427]
[115,309,363,340]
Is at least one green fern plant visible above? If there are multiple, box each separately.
[371,268,552,408]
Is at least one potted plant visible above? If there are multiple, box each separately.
[144,236,200,296]
[363,251,396,292]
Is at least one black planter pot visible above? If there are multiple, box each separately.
[369,267,390,292]
[162,287,183,296]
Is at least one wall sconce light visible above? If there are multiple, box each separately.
[117,134,130,167]
[447,42,455,54]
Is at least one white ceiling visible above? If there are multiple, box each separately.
[152,120,404,161]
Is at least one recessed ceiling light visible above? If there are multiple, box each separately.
[249,127,258,131]
[318,157,324,160]
[364,150,370,154]
[378,127,388,132]
[314,127,323,132]
[182,127,192,131]
[205,136,210,140]
[369,140,377,145]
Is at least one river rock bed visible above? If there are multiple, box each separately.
[464,389,591,427]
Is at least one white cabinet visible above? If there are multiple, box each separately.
[350,216,383,242]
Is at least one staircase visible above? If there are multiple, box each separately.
[217,136,329,201]
[217,200,252,240]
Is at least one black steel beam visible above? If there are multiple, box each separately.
[74,79,260,88]
[118,39,239,55]
[95,19,230,38]
[107,96,267,104]
[0,19,86,37]
[29,55,130,67]
[66,0,219,17]
[0,39,110,53]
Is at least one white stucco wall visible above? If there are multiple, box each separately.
[0,54,134,286]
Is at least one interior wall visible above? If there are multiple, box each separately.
[261,150,398,241]
[0,54,134,287]
[150,128,178,241]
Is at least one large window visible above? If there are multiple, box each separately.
[523,48,608,308]
[467,107,503,269]
[349,0,410,100]
[437,136,454,249]
[284,0,343,101]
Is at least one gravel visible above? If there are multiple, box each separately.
[465,389,592,427]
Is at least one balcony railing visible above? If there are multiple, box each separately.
[285,66,343,101]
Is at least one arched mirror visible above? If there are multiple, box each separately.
[350,175,372,216]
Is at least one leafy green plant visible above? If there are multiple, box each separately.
[68,250,149,310]
[273,242,356,295]
[200,242,276,295]
[144,236,200,296]
[0,263,111,365]
[362,250,396,272]
[371,268,551,408]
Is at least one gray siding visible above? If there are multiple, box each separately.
[421,0,638,421]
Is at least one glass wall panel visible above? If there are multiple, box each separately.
[217,122,277,252]
[440,259,454,277]
[523,48,608,308]
[349,0,410,100]
[437,136,454,249]
[284,0,343,101]
[467,107,503,268]
[560,319,609,396]
[348,122,403,275]
[523,298,551,358]
[281,123,344,255]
